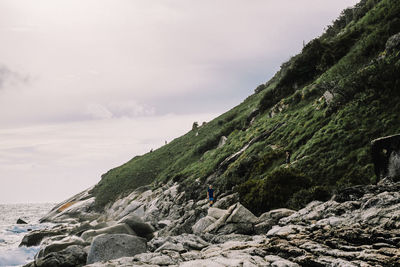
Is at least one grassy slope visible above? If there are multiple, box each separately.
[92,0,400,214]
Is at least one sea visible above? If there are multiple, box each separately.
[0,203,55,267]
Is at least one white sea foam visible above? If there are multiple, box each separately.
[0,203,54,267]
[0,246,39,267]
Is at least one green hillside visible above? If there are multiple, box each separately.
[91,0,400,215]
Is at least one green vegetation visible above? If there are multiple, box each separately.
[91,0,400,214]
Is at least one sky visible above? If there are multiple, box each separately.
[0,0,358,204]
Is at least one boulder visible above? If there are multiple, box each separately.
[217,223,254,235]
[386,32,400,53]
[192,216,216,234]
[226,203,258,224]
[17,218,28,224]
[19,228,67,247]
[213,193,239,209]
[255,208,296,234]
[218,136,227,148]
[37,236,87,258]
[34,245,87,267]
[119,214,154,240]
[207,207,227,220]
[259,208,296,222]
[81,223,136,242]
[86,234,147,264]
[371,133,400,181]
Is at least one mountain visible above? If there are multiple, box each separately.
[91,0,400,215]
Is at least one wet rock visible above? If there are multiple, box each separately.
[86,234,147,264]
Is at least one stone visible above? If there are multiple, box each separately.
[119,214,154,240]
[207,207,227,219]
[19,228,67,247]
[154,241,186,253]
[386,32,400,53]
[16,218,28,224]
[213,193,239,209]
[226,203,258,224]
[116,201,143,220]
[259,208,296,222]
[86,234,147,264]
[157,219,171,228]
[85,256,158,267]
[149,255,175,265]
[323,90,334,104]
[218,136,227,148]
[371,133,400,181]
[217,222,254,235]
[34,245,87,267]
[81,223,136,242]
[37,236,87,258]
[192,216,216,234]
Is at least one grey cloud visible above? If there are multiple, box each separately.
[0,65,29,90]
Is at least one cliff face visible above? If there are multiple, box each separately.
[91,0,400,216]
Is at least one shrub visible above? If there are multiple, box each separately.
[287,186,331,210]
[237,168,311,215]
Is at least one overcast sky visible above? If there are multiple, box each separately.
[0,0,358,204]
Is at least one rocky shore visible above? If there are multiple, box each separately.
[21,176,400,267]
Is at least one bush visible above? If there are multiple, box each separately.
[237,168,311,215]
[287,186,331,210]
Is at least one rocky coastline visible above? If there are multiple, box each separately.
[21,175,400,267]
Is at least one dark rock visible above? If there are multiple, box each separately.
[371,133,400,182]
[119,214,154,240]
[34,245,87,267]
[19,228,67,247]
[17,218,28,224]
[86,234,147,264]
[37,236,87,258]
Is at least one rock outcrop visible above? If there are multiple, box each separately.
[371,133,400,181]
[21,176,400,267]
[86,234,147,264]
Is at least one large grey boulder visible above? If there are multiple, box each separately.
[119,214,154,240]
[81,223,135,242]
[255,208,296,234]
[226,203,258,224]
[192,216,216,234]
[207,207,227,220]
[86,234,147,264]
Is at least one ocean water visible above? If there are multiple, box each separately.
[0,203,55,267]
